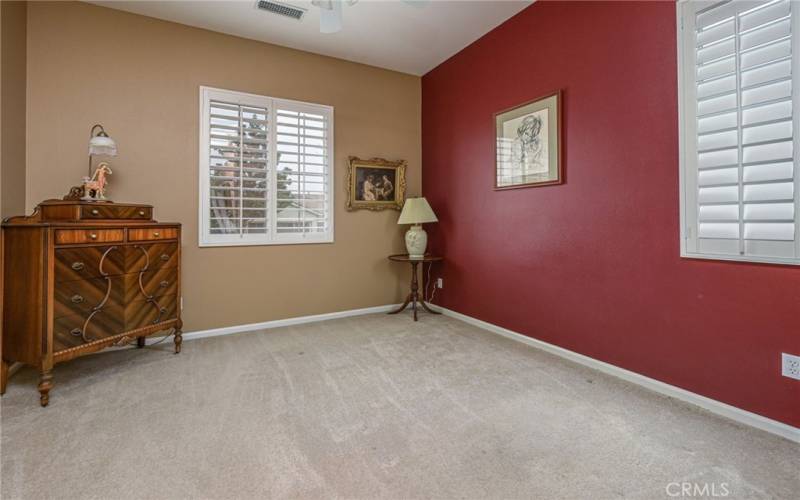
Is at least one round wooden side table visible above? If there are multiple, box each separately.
[388,254,443,321]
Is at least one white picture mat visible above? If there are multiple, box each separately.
[495,93,559,188]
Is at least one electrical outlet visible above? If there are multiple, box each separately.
[436,278,443,289]
[782,353,800,381]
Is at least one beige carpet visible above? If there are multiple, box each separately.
[1,313,797,499]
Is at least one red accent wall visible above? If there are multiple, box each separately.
[422,1,800,427]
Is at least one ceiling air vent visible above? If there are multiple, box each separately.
[255,1,306,20]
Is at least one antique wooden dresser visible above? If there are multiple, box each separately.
[0,200,182,406]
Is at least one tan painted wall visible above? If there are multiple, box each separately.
[1,1,27,219]
[26,1,420,331]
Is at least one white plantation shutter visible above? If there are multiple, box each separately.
[274,106,332,239]
[679,0,800,264]
[206,99,270,239]
[200,87,334,246]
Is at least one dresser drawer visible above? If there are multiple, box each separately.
[54,275,124,319]
[55,246,125,282]
[126,294,178,331]
[81,205,152,220]
[55,229,124,245]
[128,227,178,242]
[124,267,178,304]
[125,242,179,272]
[54,305,125,352]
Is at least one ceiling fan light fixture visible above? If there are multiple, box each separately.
[316,0,343,33]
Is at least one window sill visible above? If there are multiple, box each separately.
[680,251,800,267]
[198,236,334,248]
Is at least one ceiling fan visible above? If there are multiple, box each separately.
[310,0,427,34]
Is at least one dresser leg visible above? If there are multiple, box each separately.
[136,336,146,348]
[174,321,183,354]
[0,359,9,395]
[38,368,53,407]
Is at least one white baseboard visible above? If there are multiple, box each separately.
[160,304,399,344]
[438,306,800,444]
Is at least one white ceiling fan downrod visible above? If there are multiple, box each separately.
[311,0,358,34]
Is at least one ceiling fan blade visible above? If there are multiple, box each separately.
[318,0,343,34]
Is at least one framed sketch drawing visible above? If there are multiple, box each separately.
[494,90,562,190]
[346,157,407,211]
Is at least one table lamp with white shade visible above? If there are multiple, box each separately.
[397,197,438,259]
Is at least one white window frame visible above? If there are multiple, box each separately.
[199,86,334,247]
[677,0,800,265]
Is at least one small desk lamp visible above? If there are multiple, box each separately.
[397,197,438,259]
[87,124,117,178]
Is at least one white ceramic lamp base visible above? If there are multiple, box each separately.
[405,224,428,259]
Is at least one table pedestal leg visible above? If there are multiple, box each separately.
[388,262,440,321]
[420,298,441,315]
[388,293,412,315]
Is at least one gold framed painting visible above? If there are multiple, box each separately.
[494,90,562,190]
[346,157,406,211]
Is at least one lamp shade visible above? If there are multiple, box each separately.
[88,134,117,157]
[397,197,438,225]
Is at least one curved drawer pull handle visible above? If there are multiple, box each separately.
[152,232,161,238]
[160,254,170,261]
[71,294,85,304]
[91,209,100,215]
[71,261,85,271]
[152,307,168,324]
[89,233,98,240]
[160,280,169,288]
[70,328,82,337]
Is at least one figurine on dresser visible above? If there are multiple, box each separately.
[0,124,183,406]
[81,162,112,201]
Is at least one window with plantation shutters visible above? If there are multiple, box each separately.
[199,87,334,246]
[678,0,800,264]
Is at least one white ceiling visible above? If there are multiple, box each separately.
[87,0,532,75]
